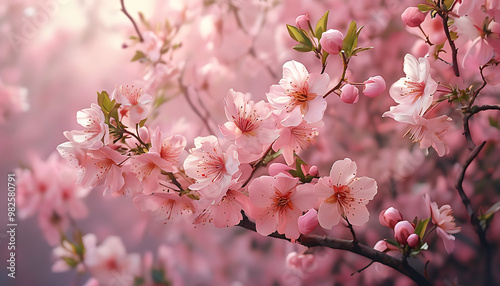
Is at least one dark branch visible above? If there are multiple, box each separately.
[237,215,431,286]
[120,0,144,42]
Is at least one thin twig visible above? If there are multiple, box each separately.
[120,0,143,42]
[437,10,459,77]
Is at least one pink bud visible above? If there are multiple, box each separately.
[401,7,426,28]
[374,240,399,252]
[363,76,386,97]
[394,220,415,245]
[295,14,310,30]
[340,84,359,104]
[320,29,344,55]
[286,252,301,269]
[298,209,319,234]
[379,207,403,229]
[483,65,500,85]
[407,233,420,248]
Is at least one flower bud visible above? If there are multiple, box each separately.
[320,29,344,55]
[295,14,310,30]
[379,207,403,229]
[407,233,420,248]
[340,84,359,104]
[298,209,319,234]
[401,7,426,28]
[394,220,415,245]
[363,76,386,97]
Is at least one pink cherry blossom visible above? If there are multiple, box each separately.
[425,194,461,253]
[78,146,127,193]
[314,158,377,228]
[273,120,324,165]
[340,84,359,104]
[363,76,386,97]
[194,187,252,228]
[112,83,152,124]
[248,174,317,239]
[401,7,426,28]
[320,29,344,55]
[134,191,196,223]
[63,103,109,149]
[266,60,330,127]
[379,207,403,229]
[85,236,140,285]
[219,89,278,154]
[386,54,437,116]
[298,208,319,234]
[394,220,415,245]
[183,136,240,199]
[149,128,187,172]
[407,233,420,248]
[295,14,310,30]
[403,114,453,157]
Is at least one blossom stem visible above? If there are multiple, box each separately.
[177,77,216,135]
[323,52,349,98]
[237,214,432,286]
[120,0,143,42]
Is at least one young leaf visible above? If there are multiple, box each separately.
[315,10,330,39]
[131,50,146,62]
[418,4,434,12]
[342,21,358,57]
[415,217,430,239]
[287,24,313,47]
[293,43,314,52]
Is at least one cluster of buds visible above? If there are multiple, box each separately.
[287,12,386,103]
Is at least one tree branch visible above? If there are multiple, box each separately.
[237,215,431,286]
[120,0,144,42]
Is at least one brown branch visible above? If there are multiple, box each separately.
[120,0,143,42]
[437,10,459,77]
[237,215,431,286]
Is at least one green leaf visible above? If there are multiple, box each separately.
[418,4,434,12]
[314,10,330,39]
[131,50,146,62]
[384,238,400,247]
[415,217,430,239]
[286,24,313,47]
[151,268,167,283]
[262,149,282,165]
[443,0,455,10]
[293,43,314,52]
[62,257,79,268]
[430,10,438,18]
[342,21,361,57]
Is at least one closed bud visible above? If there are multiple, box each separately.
[407,233,420,248]
[320,29,344,55]
[340,84,359,104]
[401,7,426,28]
[394,220,415,245]
[379,207,403,229]
[363,76,386,97]
[298,208,319,234]
[295,14,310,30]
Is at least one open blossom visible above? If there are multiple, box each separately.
[403,113,453,157]
[248,174,317,239]
[385,54,437,118]
[79,147,127,193]
[425,194,461,253]
[219,89,278,154]
[267,60,330,127]
[85,236,140,285]
[63,103,109,149]
[183,136,240,199]
[194,179,253,228]
[112,83,152,124]
[314,158,377,229]
[273,120,323,165]
[134,191,196,223]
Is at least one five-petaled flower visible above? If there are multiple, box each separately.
[314,158,377,229]
[249,174,316,239]
[267,60,330,127]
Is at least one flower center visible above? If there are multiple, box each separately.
[402,80,425,101]
[324,185,354,211]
